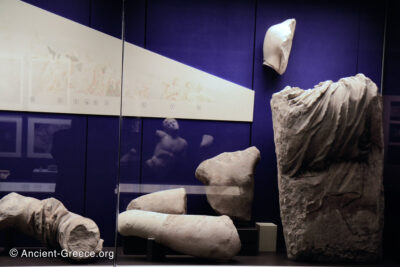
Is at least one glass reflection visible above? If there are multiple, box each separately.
[146,118,188,171]
[0,114,78,197]
[0,116,22,158]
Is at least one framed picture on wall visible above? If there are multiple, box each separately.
[0,116,22,158]
[27,117,71,159]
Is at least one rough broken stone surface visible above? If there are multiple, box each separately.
[118,210,241,259]
[127,188,187,214]
[195,146,260,221]
[0,192,103,260]
[263,18,296,75]
[271,74,384,262]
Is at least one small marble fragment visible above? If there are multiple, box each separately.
[263,18,296,75]
[127,188,187,214]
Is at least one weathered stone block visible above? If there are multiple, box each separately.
[271,74,384,262]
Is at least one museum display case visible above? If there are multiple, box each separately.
[0,0,399,266]
[0,0,124,265]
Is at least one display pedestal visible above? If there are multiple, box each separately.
[146,238,165,261]
[234,221,259,256]
[0,229,15,255]
[122,222,259,260]
[122,236,181,261]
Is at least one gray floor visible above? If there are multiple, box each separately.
[0,248,399,266]
[117,253,399,266]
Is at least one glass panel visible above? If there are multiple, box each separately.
[116,0,394,266]
[0,0,395,266]
[0,0,124,265]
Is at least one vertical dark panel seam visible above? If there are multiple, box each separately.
[355,1,361,75]
[138,119,144,188]
[88,0,92,28]
[83,0,93,217]
[144,0,148,48]
[83,117,89,216]
[380,0,389,94]
[139,0,149,188]
[249,0,258,147]
[114,0,126,263]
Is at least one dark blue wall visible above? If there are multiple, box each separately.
[1,0,392,255]
[382,0,400,259]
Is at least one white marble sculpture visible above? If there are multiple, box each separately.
[271,74,384,262]
[195,146,260,221]
[0,192,103,260]
[127,188,187,214]
[263,19,296,75]
[146,118,187,169]
[118,210,241,259]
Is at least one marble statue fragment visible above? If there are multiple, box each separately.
[0,192,103,260]
[118,210,241,259]
[146,118,187,169]
[195,146,260,221]
[271,74,384,262]
[263,19,296,75]
[127,188,187,214]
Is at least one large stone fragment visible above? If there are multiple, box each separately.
[0,192,103,260]
[271,74,384,262]
[118,210,241,259]
[263,19,296,75]
[127,188,187,214]
[195,146,260,221]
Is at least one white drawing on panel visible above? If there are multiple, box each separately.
[29,56,70,106]
[0,116,22,158]
[27,117,71,159]
[67,53,121,98]
[0,0,254,122]
[123,44,255,122]
[0,0,122,116]
[0,55,23,106]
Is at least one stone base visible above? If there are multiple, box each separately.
[234,221,259,256]
[122,224,259,258]
[256,222,277,252]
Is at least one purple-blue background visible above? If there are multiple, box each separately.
[0,0,398,258]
